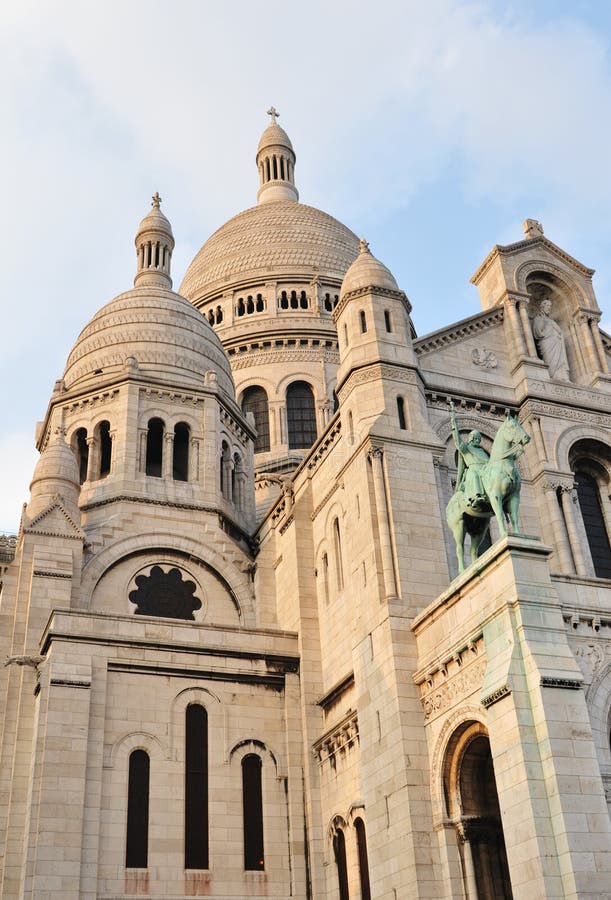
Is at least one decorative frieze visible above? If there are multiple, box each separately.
[312,709,359,768]
[481,684,511,708]
[418,654,487,722]
[540,676,582,690]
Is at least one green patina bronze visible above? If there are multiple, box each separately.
[446,401,531,574]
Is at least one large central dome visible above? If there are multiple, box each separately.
[180,201,359,303]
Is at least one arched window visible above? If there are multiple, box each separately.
[242,386,270,453]
[237,297,245,317]
[145,418,164,477]
[397,397,407,430]
[575,469,611,578]
[299,290,308,309]
[73,427,88,484]
[173,422,190,481]
[332,828,349,900]
[333,517,344,591]
[216,305,223,323]
[287,381,317,449]
[280,290,289,310]
[354,818,371,900]
[242,754,264,870]
[247,295,254,314]
[256,293,264,312]
[185,704,208,870]
[290,290,299,309]
[125,749,150,869]
[570,440,611,578]
[444,723,513,900]
[97,420,112,478]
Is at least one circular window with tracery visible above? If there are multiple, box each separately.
[128,564,203,620]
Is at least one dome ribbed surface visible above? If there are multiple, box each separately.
[257,123,294,154]
[180,201,359,302]
[340,244,399,299]
[63,287,234,395]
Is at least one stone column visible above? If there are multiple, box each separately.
[574,310,600,376]
[542,482,574,573]
[589,314,609,373]
[189,437,200,484]
[559,486,590,576]
[85,436,97,482]
[518,297,538,357]
[504,296,527,358]
[138,428,147,473]
[163,432,174,480]
[368,448,398,600]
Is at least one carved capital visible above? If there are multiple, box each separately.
[367,447,384,463]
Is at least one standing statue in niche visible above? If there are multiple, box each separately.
[445,402,530,574]
[532,298,571,381]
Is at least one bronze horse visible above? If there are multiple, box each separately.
[446,414,530,573]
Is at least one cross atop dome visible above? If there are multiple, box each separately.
[267,106,280,125]
[152,191,162,209]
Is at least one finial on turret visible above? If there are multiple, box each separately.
[267,106,279,125]
[152,191,162,209]
[359,238,370,254]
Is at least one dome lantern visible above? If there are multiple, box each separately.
[134,192,175,288]
[256,107,299,204]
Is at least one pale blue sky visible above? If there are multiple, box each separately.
[2,0,611,530]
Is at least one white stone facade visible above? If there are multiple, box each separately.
[0,120,610,899]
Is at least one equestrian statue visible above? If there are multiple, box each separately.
[445,401,530,573]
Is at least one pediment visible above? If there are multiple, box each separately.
[23,497,85,541]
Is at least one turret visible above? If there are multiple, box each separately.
[256,107,299,204]
[134,192,175,288]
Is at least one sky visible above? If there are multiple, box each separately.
[2,0,611,532]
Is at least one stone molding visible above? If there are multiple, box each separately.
[415,309,504,356]
[140,387,204,409]
[229,345,339,369]
[418,657,487,722]
[311,480,343,521]
[471,235,594,286]
[333,285,410,321]
[306,417,342,471]
[540,676,582,690]
[312,709,359,767]
[481,684,511,708]
[33,570,72,579]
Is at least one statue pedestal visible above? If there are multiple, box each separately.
[412,534,611,899]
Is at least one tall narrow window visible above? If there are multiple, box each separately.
[333,829,349,900]
[173,423,190,481]
[333,518,344,591]
[73,427,88,484]
[384,310,392,332]
[360,310,367,333]
[575,469,611,578]
[242,755,264,870]
[287,381,317,449]
[355,818,371,900]
[220,441,231,499]
[98,420,112,478]
[397,397,407,430]
[242,386,270,453]
[146,418,164,477]
[126,749,150,869]
[185,704,208,870]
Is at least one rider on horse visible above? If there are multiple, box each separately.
[450,401,490,511]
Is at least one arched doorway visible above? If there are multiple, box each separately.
[444,722,513,899]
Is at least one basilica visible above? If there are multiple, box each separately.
[0,111,610,899]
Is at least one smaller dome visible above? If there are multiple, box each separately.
[136,193,174,239]
[134,193,175,289]
[340,238,399,299]
[257,123,294,154]
[28,434,80,517]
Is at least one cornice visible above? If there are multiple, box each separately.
[471,235,594,285]
[332,285,410,322]
[415,308,504,356]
